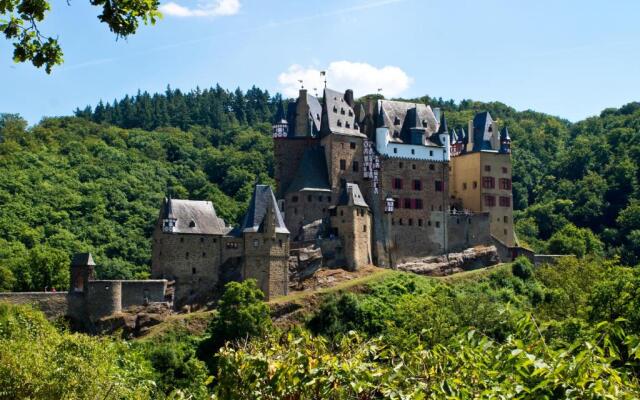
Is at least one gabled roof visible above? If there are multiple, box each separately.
[378,100,438,143]
[286,147,331,193]
[161,198,227,235]
[241,185,289,234]
[321,88,365,137]
[338,182,369,208]
[71,253,95,267]
[472,111,495,151]
[307,93,322,133]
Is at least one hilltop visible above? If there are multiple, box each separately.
[0,86,639,293]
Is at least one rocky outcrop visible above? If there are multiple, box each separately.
[92,302,172,336]
[289,245,323,289]
[397,246,499,276]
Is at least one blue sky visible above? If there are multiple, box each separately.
[1,0,639,124]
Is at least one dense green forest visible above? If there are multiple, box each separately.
[4,257,640,398]
[0,86,639,292]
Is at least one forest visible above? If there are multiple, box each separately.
[0,85,639,397]
[1,86,639,291]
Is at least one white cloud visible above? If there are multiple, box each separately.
[160,0,240,18]
[278,61,412,98]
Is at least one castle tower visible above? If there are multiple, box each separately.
[330,182,372,271]
[241,185,290,300]
[70,253,95,293]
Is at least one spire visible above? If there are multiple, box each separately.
[437,111,448,134]
[165,197,175,220]
[449,127,458,143]
[500,126,511,141]
[319,89,332,137]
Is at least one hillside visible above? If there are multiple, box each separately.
[0,86,639,292]
[3,257,640,398]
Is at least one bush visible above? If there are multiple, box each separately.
[511,256,534,280]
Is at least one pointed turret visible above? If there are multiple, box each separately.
[499,126,512,154]
[162,197,177,233]
[407,106,426,145]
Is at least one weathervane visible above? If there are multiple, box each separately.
[298,79,304,89]
[320,71,327,88]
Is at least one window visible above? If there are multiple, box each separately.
[499,178,512,190]
[404,198,412,209]
[408,218,413,226]
[484,165,491,172]
[502,167,508,174]
[350,142,356,149]
[482,177,495,189]
[392,178,403,189]
[429,150,433,156]
[391,218,395,225]
[340,159,346,170]
[463,182,467,190]
[253,239,259,248]
[185,252,189,259]
[393,147,398,154]
[308,195,312,202]
[435,221,440,228]
[189,220,196,227]
[353,161,359,172]
[435,180,443,192]
[363,225,367,232]
[473,181,478,189]
[412,164,416,170]
[292,195,298,203]
[318,196,323,202]
[192,268,196,274]
[411,149,415,155]
[499,196,511,207]
[415,199,423,209]
[428,220,432,226]
[200,237,204,243]
[399,218,404,225]
[504,216,509,223]
[429,164,435,171]
[393,198,400,209]
[484,195,496,207]
[418,219,423,226]
[279,239,283,247]
[413,180,422,190]
[213,238,217,243]
[202,252,206,257]
[180,237,184,243]
[399,162,403,168]
[328,196,332,202]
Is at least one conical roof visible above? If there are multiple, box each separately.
[241,185,289,234]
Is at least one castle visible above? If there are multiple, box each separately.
[151,88,516,304]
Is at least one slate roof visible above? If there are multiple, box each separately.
[378,100,439,143]
[472,111,495,152]
[430,112,449,146]
[321,88,365,137]
[338,182,369,208]
[307,93,322,133]
[241,185,289,234]
[500,126,511,141]
[161,198,227,235]
[286,147,331,193]
[71,253,95,267]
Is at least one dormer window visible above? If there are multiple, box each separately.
[422,119,428,128]
[394,117,401,125]
[333,106,338,113]
[189,220,196,228]
[345,121,350,128]
[348,110,353,117]
[337,120,342,127]
[341,108,345,115]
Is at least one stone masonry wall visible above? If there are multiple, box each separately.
[284,190,332,239]
[243,232,289,300]
[120,280,167,309]
[152,229,222,307]
[0,292,69,319]
[322,134,365,191]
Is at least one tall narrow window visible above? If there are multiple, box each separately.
[392,178,403,190]
[350,142,356,149]
[340,159,346,170]
[482,177,495,189]
[413,180,422,190]
[404,198,412,209]
[435,180,443,192]
[353,161,359,172]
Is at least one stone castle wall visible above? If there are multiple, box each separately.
[121,280,167,309]
[0,292,70,319]
[322,134,365,191]
[242,232,289,300]
[284,190,332,240]
[152,229,222,306]
[86,280,122,320]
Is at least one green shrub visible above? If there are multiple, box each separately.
[512,256,534,280]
